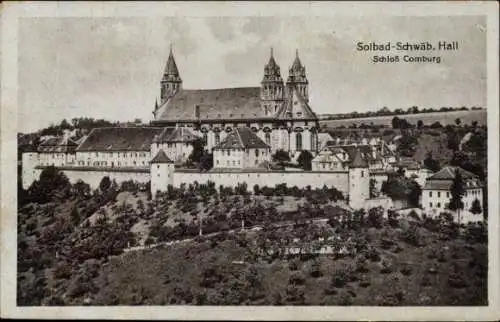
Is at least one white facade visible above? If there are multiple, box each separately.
[422,187,483,222]
[151,162,175,197]
[75,151,151,168]
[213,147,271,169]
[348,167,370,209]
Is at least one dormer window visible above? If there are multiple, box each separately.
[296,112,302,117]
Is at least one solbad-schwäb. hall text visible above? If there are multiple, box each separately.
[357,41,459,51]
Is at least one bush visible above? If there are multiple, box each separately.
[289,271,305,286]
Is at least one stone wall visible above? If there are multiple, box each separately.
[33,166,150,190]
[172,170,350,196]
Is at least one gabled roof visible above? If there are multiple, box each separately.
[216,127,269,150]
[156,87,267,121]
[76,127,164,152]
[350,149,369,168]
[150,149,173,163]
[155,127,199,143]
[276,86,317,120]
[38,136,78,153]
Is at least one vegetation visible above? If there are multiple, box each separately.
[17,167,487,306]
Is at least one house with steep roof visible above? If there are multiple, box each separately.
[421,166,484,222]
[213,127,271,169]
[151,47,320,154]
[38,136,78,167]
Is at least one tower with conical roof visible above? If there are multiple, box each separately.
[286,49,309,103]
[261,48,285,116]
[160,45,182,105]
[348,148,370,209]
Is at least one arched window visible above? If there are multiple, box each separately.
[215,133,220,146]
[265,133,271,146]
[310,132,317,151]
[296,132,302,151]
[255,149,259,157]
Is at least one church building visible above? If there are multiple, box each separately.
[151,47,320,156]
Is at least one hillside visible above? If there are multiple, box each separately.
[321,109,486,129]
[17,175,487,306]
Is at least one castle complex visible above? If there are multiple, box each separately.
[21,46,484,217]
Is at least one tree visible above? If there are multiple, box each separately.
[448,169,465,224]
[199,151,213,171]
[423,152,440,172]
[470,198,482,215]
[430,121,443,129]
[188,138,204,164]
[272,149,290,165]
[455,118,462,127]
[417,120,424,129]
[28,166,71,203]
[297,150,313,171]
[392,116,400,129]
[99,176,111,192]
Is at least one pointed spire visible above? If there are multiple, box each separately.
[350,149,368,168]
[291,48,302,71]
[164,44,179,76]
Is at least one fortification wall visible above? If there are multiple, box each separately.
[172,170,349,196]
[33,166,150,190]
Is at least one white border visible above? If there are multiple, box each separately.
[1,1,499,320]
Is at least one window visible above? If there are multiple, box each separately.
[361,170,364,178]
[203,133,208,145]
[215,133,220,146]
[217,160,219,165]
[437,202,441,208]
[446,192,450,198]
[227,150,230,156]
[429,191,433,197]
[157,165,160,169]
[265,133,271,146]
[437,192,441,198]
[311,132,317,151]
[322,163,325,169]
[255,149,259,157]
[296,132,302,151]
[430,202,433,207]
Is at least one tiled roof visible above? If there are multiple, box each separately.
[350,149,369,168]
[156,87,267,121]
[163,49,180,76]
[150,150,173,163]
[38,137,78,153]
[423,166,482,190]
[428,166,478,180]
[76,127,164,152]
[216,127,269,149]
[155,127,199,143]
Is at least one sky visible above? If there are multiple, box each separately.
[18,15,486,133]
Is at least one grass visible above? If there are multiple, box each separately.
[87,223,486,306]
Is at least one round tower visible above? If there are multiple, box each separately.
[21,149,39,190]
[348,149,370,209]
[150,149,175,198]
[261,48,285,116]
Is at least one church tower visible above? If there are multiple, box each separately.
[261,48,285,116]
[286,49,309,103]
[160,45,182,105]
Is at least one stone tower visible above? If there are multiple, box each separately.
[261,48,285,116]
[160,45,182,105]
[150,149,175,198]
[286,49,309,103]
[22,149,39,190]
[348,149,370,209]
